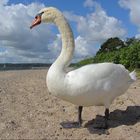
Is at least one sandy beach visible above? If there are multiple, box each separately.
[0,69,140,139]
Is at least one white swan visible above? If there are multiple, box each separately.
[30,7,136,128]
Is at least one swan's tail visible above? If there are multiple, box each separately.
[129,70,137,82]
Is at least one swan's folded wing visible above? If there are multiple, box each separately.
[65,63,130,92]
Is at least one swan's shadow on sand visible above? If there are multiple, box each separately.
[60,106,140,135]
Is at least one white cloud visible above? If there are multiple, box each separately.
[65,7,126,42]
[135,34,140,39]
[0,1,60,63]
[47,34,62,62]
[119,0,140,34]
[75,36,90,57]
[73,36,98,61]
[84,0,95,9]
[64,3,126,59]
[83,0,102,11]
[0,0,8,5]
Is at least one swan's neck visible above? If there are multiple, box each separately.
[52,14,75,71]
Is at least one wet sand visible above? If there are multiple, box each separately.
[0,69,140,139]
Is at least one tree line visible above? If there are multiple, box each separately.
[77,37,140,69]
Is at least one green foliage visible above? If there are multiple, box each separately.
[97,37,125,54]
[119,43,140,68]
[76,57,94,67]
[76,37,140,69]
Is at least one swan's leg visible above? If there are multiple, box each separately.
[104,108,109,129]
[78,106,83,126]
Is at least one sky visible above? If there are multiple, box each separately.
[0,0,140,63]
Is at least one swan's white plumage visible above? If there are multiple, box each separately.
[47,62,135,108]
[36,7,136,108]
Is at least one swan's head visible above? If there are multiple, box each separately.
[30,7,61,29]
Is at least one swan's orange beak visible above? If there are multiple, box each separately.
[30,15,41,29]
